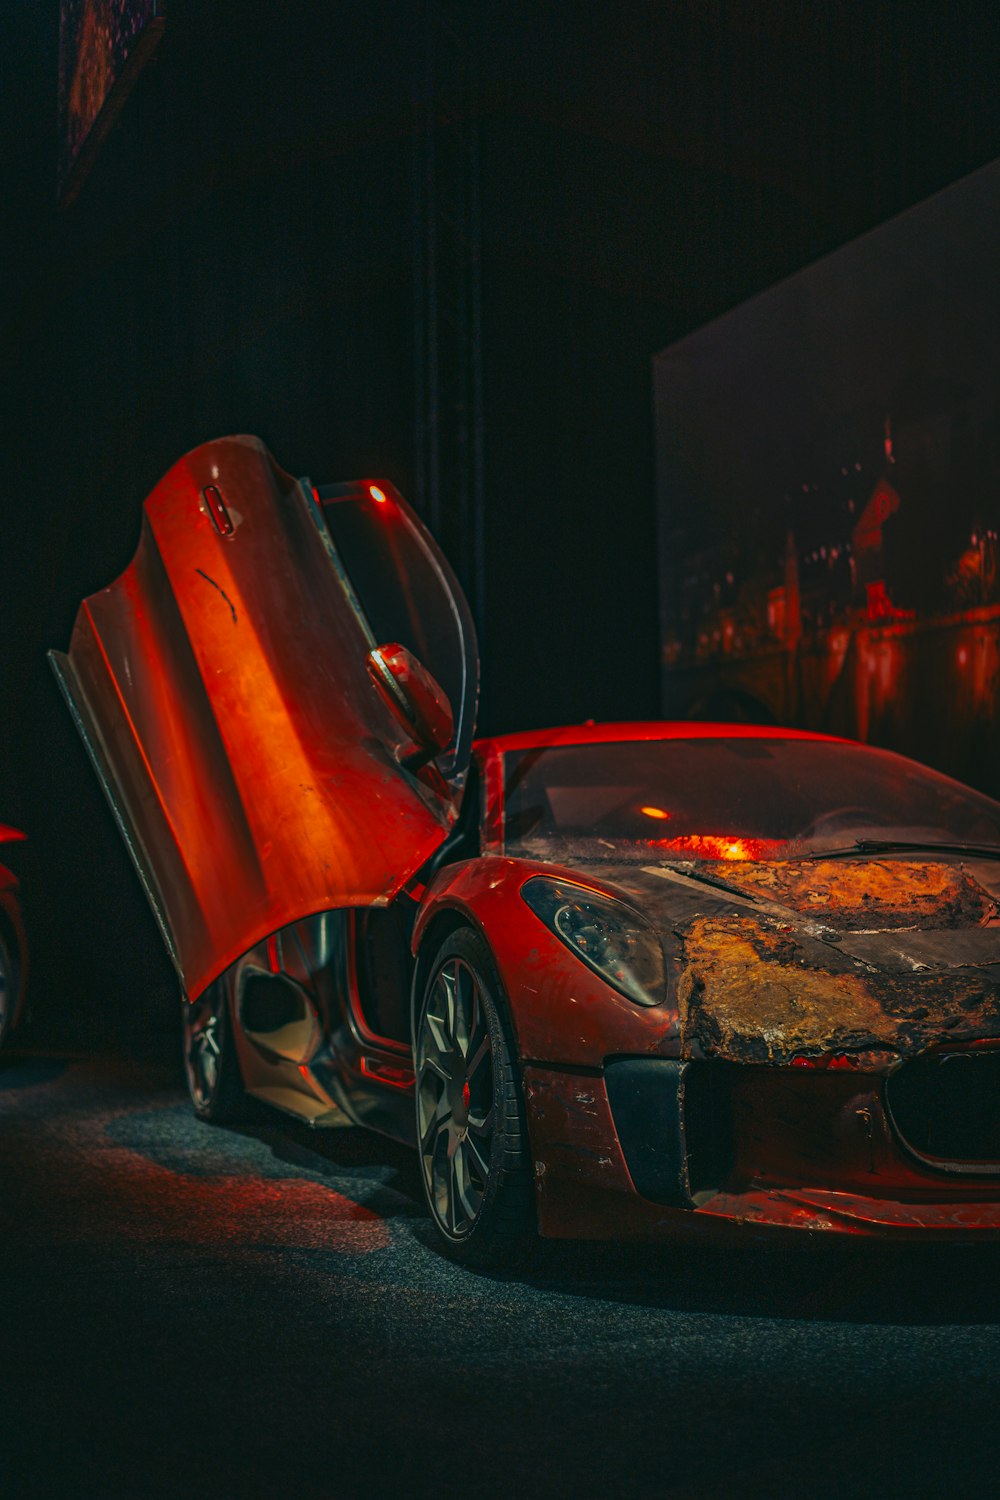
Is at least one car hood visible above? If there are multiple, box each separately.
[579,856,1000,1064]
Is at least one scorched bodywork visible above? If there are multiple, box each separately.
[52,437,1000,1258]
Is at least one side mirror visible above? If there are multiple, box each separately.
[366,643,454,759]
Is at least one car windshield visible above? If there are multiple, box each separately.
[502,737,1000,863]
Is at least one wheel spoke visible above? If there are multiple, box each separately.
[421,1111,451,1155]
[453,1142,480,1225]
[453,965,477,1058]
[199,1022,221,1058]
[418,1087,451,1153]
[465,1032,490,1084]
[438,966,458,1047]
[419,1050,451,1085]
[430,1130,451,1227]
[423,1007,451,1062]
[447,1153,460,1234]
[467,1103,494,1139]
[464,1130,491,1184]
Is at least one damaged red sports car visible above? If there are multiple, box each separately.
[51,436,1000,1258]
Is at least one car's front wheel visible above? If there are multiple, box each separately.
[414,928,535,1263]
[182,970,249,1123]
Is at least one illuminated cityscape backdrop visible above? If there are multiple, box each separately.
[656,157,1000,794]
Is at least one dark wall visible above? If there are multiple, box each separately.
[5,0,1000,1027]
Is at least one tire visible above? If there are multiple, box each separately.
[182,970,250,1123]
[0,929,13,1050]
[414,927,535,1264]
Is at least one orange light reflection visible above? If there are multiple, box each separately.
[649,833,781,861]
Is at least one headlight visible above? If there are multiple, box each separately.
[521,877,666,1007]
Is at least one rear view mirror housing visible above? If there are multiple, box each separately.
[367,643,455,761]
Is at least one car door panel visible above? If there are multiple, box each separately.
[51,436,472,1000]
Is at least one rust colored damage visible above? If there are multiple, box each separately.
[678,914,1000,1063]
[708,858,992,929]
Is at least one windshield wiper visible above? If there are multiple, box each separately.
[808,838,1000,862]
[654,861,758,900]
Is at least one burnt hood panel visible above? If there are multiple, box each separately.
[602,858,1000,961]
[51,436,455,1000]
[588,859,1000,1061]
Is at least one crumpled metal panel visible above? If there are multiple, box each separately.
[51,436,454,1001]
[676,911,1000,1064]
[606,859,1000,1063]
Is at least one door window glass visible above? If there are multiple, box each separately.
[316,482,478,784]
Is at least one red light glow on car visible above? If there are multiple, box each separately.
[369,486,387,504]
[359,1055,415,1090]
[792,1052,860,1070]
[640,805,671,820]
[650,833,781,861]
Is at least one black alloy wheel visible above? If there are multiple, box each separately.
[414,928,535,1262]
[182,969,249,1123]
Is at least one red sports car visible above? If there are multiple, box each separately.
[0,824,28,1050]
[52,436,1000,1258]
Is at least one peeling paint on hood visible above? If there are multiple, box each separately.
[697,858,993,930]
[676,913,1000,1064]
[565,857,1000,1067]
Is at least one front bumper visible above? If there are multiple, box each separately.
[523,1058,1000,1242]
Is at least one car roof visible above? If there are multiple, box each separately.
[475,720,850,755]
